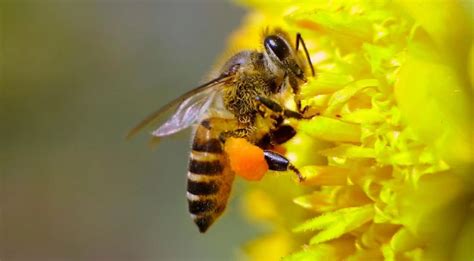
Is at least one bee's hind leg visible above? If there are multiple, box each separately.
[263,150,304,182]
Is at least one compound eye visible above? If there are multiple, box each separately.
[264,35,290,61]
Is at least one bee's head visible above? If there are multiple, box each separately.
[263,34,307,81]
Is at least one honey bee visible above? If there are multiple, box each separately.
[128,29,314,233]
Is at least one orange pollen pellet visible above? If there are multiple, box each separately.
[224,137,268,181]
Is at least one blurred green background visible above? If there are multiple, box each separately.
[0,1,261,260]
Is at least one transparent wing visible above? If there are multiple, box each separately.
[127,74,232,139]
[151,87,217,137]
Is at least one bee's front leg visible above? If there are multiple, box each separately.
[255,96,310,119]
[263,150,304,182]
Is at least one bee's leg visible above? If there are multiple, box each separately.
[255,124,297,150]
[271,125,297,144]
[219,127,253,143]
[256,96,307,119]
[263,150,304,181]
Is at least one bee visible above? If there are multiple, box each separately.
[128,29,315,233]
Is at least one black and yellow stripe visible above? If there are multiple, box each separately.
[186,118,235,233]
[188,159,223,175]
[192,138,222,153]
[187,180,219,195]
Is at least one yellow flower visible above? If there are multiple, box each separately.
[223,0,473,260]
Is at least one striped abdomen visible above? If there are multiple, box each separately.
[187,118,235,233]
